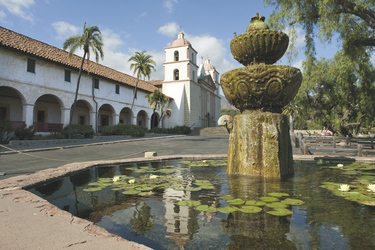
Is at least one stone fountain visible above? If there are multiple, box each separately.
[219,13,302,178]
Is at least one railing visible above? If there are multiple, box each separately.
[292,133,375,157]
[33,122,63,132]
[10,121,26,130]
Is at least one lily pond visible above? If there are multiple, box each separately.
[28,159,375,249]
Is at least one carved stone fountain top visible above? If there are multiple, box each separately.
[221,13,302,113]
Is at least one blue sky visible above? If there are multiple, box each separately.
[0,0,341,82]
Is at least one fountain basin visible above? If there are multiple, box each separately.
[220,64,302,113]
[230,30,289,65]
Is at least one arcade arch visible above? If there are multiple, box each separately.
[34,94,64,132]
[0,86,25,129]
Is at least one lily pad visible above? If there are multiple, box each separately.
[200,185,215,190]
[177,200,201,207]
[281,198,305,205]
[267,208,293,216]
[227,199,245,205]
[342,171,359,175]
[245,200,267,206]
[219,195,234,201]
[265,202,289,209]
[194,205,217,212]
[185,187,202,191]
[238,206,262,213]
[268,193,289,197]
[122,190,140,195]
[260,197,279,202]
[157,169,177,173]
[217,206,238,213]
[83,187,102,192]
[136,186,154,191]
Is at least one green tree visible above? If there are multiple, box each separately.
[128,51,156,116]
[146,89,171,127]
[295,52,375,136]
[264,0,375,64]
[63,23,104,138]
[265,0,375,135]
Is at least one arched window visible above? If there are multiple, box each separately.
[192,71,195,81]
[174,69,179,80]
[191,53,194,63]
[174,51,179,61]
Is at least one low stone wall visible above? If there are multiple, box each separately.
[199,127,228,135]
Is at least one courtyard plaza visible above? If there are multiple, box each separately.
[1,134,374,249]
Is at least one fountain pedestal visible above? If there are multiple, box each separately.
[227,110,293,177]
[219,13,302,178]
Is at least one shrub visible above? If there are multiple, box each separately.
[14,125,36,140]
[150,125,191,135]
[0,119,14,144]
[221,109,240,117]
[370,127,375,134]
[61,124,95,139]
[170,126,191,135]
[102,124,145,137]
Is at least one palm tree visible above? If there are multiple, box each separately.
[63,22,104,138]
[146,89,171,127]
[128,51,156,117]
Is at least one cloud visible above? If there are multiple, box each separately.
[0,0,34,21]
[163,0,178,13]
[136,12,147,22]
[52,21,80,40]
[158,22,180,37]
[0,10,6,22]
[186,34,237,77]
[292,60,304,72]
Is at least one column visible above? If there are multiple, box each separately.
[131,116,137,126]
[22,103,34,127]
[61,108,71,128]
[146,117,151,130]
[112,114,120,126]
[90,111,97,133]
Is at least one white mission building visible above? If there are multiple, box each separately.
[0,26,221,133]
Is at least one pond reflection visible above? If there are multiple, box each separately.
[27,160,375,250]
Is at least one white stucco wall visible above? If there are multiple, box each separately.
[0,47,155,129]
[162,81,186,127]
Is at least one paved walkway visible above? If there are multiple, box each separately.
[0,135,229,180]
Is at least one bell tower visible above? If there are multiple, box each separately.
[163,32,198,83]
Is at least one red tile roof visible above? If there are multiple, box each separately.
[0,26,158,93]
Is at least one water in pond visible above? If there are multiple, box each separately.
[28,160,375,249]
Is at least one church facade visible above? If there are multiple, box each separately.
[160,32,221,129]
[0,27,220,133]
